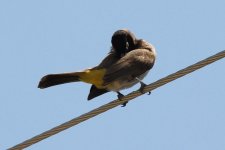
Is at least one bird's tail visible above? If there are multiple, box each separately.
[38,69,106,89]
[38,72,84,89]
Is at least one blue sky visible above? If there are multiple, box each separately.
[1,0,225,149]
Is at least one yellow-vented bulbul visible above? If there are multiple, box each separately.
[38,29,156,106]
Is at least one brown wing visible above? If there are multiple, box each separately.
[88,85,109,100]
[87,51,119,100]
[103,49,155,85]
[94,51,120,69]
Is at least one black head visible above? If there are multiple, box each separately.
[111,29,136,57]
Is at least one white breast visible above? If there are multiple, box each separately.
[106,71,149,92]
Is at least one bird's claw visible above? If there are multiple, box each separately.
[121,101,128,107]
[117,92,128,107]
[139,81,151,95]
[117,92,124,99]
[139,82,147,94]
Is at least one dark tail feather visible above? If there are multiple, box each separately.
[88,85,109,100]
[38,72,80,89]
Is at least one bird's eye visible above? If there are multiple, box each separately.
[126,42,129,50]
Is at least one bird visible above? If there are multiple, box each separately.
[38,29,156,106]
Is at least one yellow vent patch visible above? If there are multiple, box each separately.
[79,69,106,88]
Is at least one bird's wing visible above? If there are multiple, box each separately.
[87,85,109,100]
[103,49,155,85]
[95,51,119,68]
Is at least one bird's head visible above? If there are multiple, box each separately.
[111,29,136,57]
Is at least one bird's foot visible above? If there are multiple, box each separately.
[117,92,128,107]
[139,81,151,95]
[117,92,124,99]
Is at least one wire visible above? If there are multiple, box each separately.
[8,50,225,150]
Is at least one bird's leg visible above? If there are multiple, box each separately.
[117,91,124,99]
[136,78,151,95]
[117,92,128,107]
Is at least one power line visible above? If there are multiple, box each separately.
[8,50,225,150]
